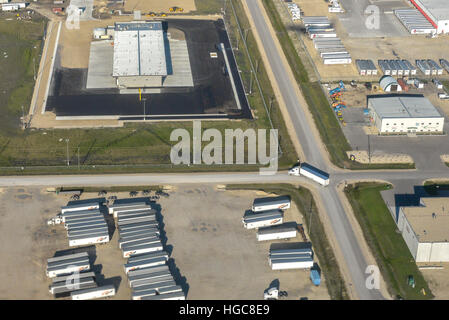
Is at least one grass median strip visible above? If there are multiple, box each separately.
[344,182,433,300]
[226,183,350,300]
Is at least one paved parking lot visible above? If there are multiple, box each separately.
[339,0,410,38]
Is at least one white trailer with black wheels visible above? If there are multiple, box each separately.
[242,210,284,229]
[257,224,297,241]
[289,163,330,186]
[252,196,291,212]
[70,285,116,300]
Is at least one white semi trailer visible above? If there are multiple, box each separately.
[252,196,291,212]
[71,285,116,300]
[68,233,110,247]
[256,224,297,241]
[242,210,284,229]
[122,242,163,258]
[288,163,330,186]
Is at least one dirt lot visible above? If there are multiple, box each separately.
[418,263,449,299]
[123,0,196,13]
[0,186,329,300]
[284,0,449,82]
[158,186,329,300]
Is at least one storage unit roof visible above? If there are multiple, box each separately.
[368,95,442,119]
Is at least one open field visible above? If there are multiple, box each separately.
[0,1,297,172]
[344,182,433,300]
[227,183,349,300]
[0,12,46,134]
[0,185,330,300]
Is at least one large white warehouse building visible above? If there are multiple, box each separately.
[368,95,444,134]
[411,0,449,34]
[398,198,449,262]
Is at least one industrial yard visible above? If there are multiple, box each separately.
[0,186,329,300]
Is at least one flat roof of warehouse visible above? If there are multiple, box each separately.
[113,21,167,77]
[402,198,449,243]
[368,95,443,119]
[415,0,449,21]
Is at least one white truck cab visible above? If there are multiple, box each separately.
[288,165,300,176]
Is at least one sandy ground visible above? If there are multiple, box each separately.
[285,0,449,82]
[0,186,330,300]
[346,151,414,164]
[123,0,196,13]
[418,263,449,299]
[157,185,330,300]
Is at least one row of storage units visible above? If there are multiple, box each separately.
[286,2,301,21]
[355,60,378,76]
[111,198,186,300]
[378,59,417,76]
[46,252,116,300]
[416,59,444,75]
[394,9,436,35]
[269,248,314,270]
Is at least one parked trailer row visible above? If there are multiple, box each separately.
[61,210,102,223]
[66,219,107,231]
[61,198,105,214]
[394,9,436,34]
[124,257,167,274]
[355,59,378,76]
[243,210,284,229]
[256,224,297,241]
[108,199,150,215]
[47,252,89,264]
[47,255,90,269]
[117,209,156,219]
[71,284,116,300]
[441,59,449,73]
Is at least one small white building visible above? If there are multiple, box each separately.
[368,95,444,134]
[398,198,449,262]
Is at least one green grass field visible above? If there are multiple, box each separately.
[344,183,433,300]
[193,0,224,14]
[226,183,350,300]
[0,3,298,173]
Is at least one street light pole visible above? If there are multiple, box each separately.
[65,139,69,166]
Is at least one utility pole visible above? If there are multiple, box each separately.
[308,197,313,235]
[244,28,250,43]
[33,57,36,80]
[21,105,24,129]
[142,97,147,121]
[368,134,371,164]
[256,58,260,74]
[249,70,253,95]
[77,147,80,170]
[65,139,70,166]
[269,96,275,115]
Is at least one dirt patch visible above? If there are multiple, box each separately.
[123,0,196,13]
